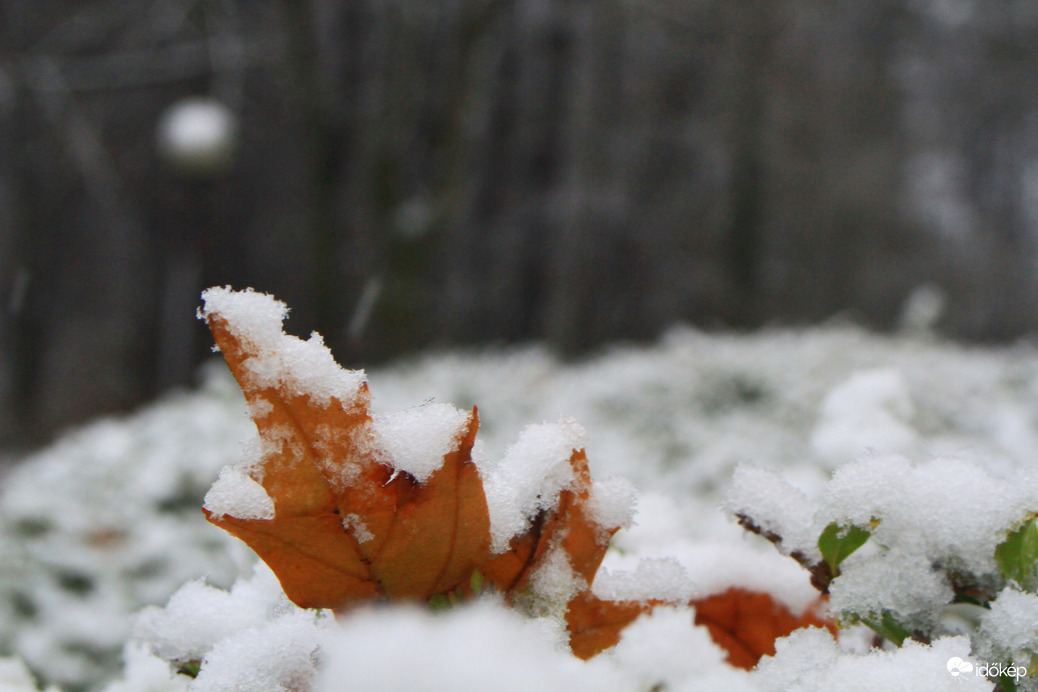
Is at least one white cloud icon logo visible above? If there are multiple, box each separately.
[947,657,974,676]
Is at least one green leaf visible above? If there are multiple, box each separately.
[999,666,1019,692]
[427,593,451,611]
[818,522,872,578]
[860,611,912,647]
[177,660,202,678]
[469,568,484,595]
[996,516,1038,591]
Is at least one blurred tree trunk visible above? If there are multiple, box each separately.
[5,0,1038,445]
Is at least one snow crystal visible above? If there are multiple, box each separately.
[199,287,366,407]
[202,465,274,520]
[198,287,289,349]
[483,419,588,553]
[316,602,613,692]
[246,395,274,420]
[592,558,695,603]
[370,403,472,483]
[134,581,262,663]
[752,630,992,691]
[104,564,336,691]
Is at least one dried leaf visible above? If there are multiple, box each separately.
[692,588,834,670]
[568,587,834,663]
[202,295,490,609]
[565,592,659,660]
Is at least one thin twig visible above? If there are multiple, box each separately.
[734,513,834,593]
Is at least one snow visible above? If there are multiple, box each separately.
[752,629,993,691]
[125,564,331,691]
[525,545,588,612]
[198,287,367,408]
[101,642,187,692]
[202,466,274,520]
[0,656,59,692]
[829,547,955,624]
[722,464,819,559]
[0,364,250,688]
[369,403,472,483]
[610,606,757,691]
[189,609,327,692]
[316,602,611,692]
[132,564,288,664]
[7,316,1038,689]
[483,419,588,553]
[586,474,638,533]
[821,455,1037,576]
[726,451,1038,633]
[810,368,921,464]
[978,586,1038,666]
[591,558,695,603]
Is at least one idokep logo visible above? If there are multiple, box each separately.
[946,657,973,677]
[947,657,1027,684]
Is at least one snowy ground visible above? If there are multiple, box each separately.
[3,319,1038,691]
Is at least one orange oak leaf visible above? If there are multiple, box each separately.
[200,288,490,609]
[692,588,834,670]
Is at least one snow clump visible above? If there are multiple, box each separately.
[482,418,590,553]
[370,403,472,483]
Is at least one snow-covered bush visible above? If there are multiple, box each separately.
[5,302,1038,689]
[112,564,996,691]
[726,453,1038,691]
[0,367,250,689]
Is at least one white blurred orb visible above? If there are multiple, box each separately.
[156,97,239,177]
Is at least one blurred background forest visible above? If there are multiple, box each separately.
[2,0,1038,447]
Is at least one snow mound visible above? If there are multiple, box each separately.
[8,321,1038,689]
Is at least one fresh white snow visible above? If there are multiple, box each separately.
[198,286,367,408]
[483,418,588,553]
[369,403,473,483]
[4,316,1038,690]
